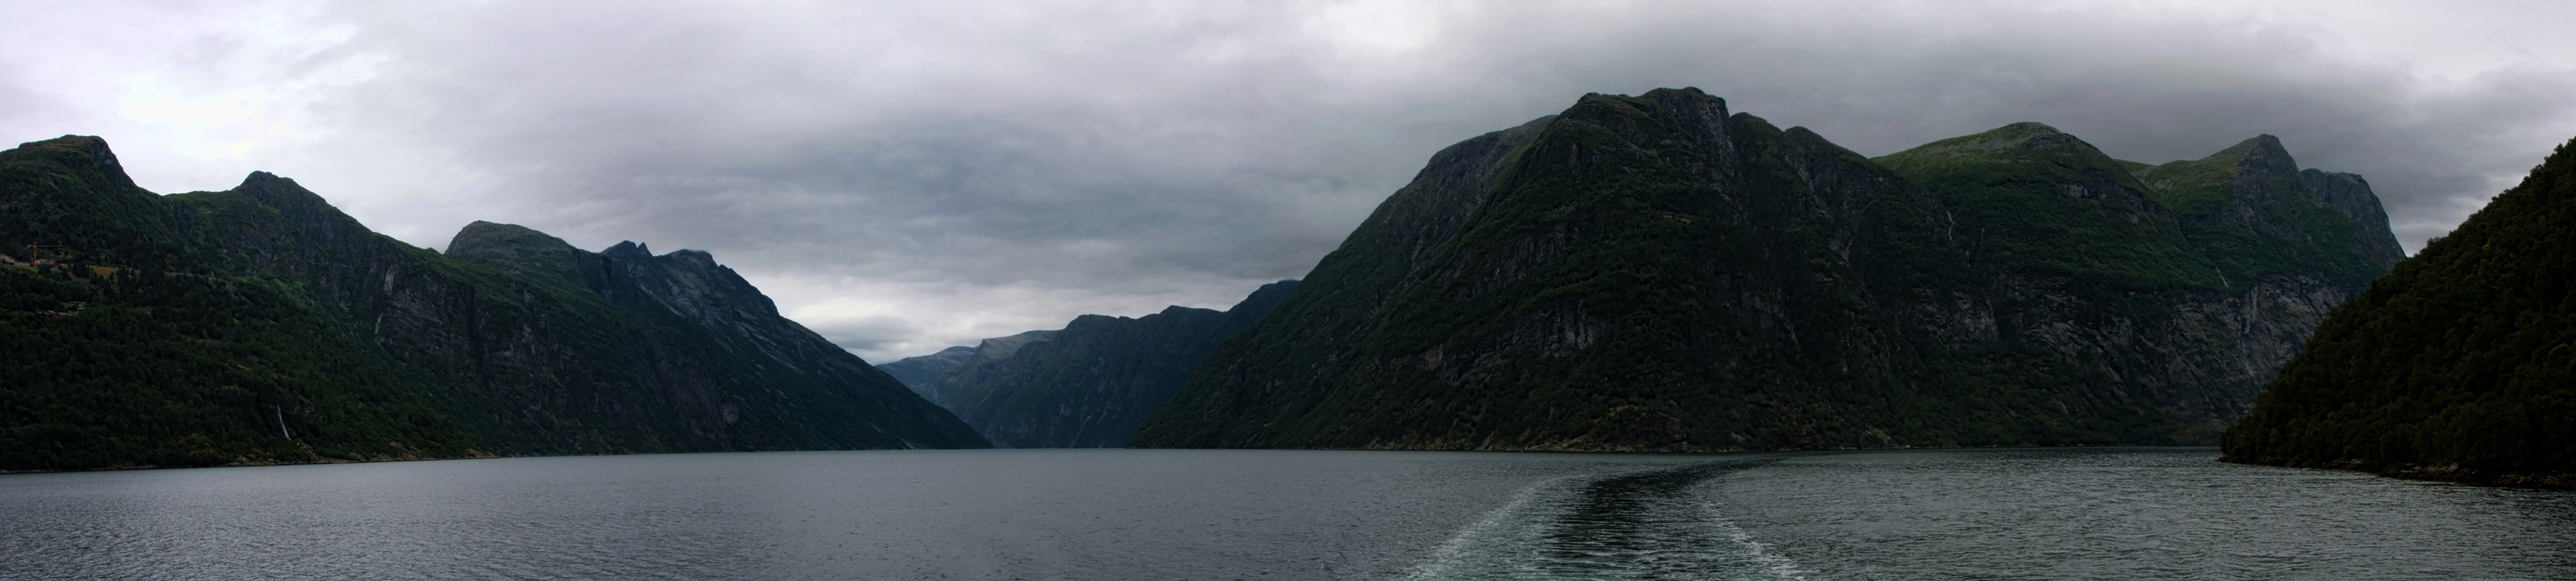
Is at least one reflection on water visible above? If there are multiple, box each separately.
[1,448,2569,580]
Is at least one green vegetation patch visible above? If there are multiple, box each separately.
[0,266,477,470]
[2224,136,2576,484]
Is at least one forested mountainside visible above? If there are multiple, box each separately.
[1132,87,2401,452]
[2223,137,2576,489]
[915,281,1295,447]
[0,136,984,471]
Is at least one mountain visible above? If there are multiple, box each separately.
[2222,137,2576,489]
[1873,123,2404,426]
[913,330,1059,409]
[878,345,978,395]
[1130,88,2400,452]
[0,135,985,471]
[918,281,1296,448]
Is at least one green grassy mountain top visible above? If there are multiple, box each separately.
[1875,122,2217,293]
[2132,134,2403,290]
[446,220,589,282]
[2135,134,2297,217]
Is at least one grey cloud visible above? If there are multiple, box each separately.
[16,1,2574,359]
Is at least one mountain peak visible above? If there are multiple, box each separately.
[238,170,286,187]
[2208,134,2299,177]
[1883,121,2102,159]
[10,135,139,193]
[446,221,583,279]
[20,134,118,166]
[973,330,1059,361]
[227,170,336,212]
[603,241,652,259]
[664,248,717,268]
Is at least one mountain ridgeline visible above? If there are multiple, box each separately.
[886,281,1297,447]
[2223,137,2576,489]
[0,135,984,470]
[1132,88,2403,452]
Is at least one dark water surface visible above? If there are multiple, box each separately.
[2,448,2569,579]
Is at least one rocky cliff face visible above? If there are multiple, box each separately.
[1881,123,2405,432]
[921,281,1295,447]
[1132,88,2402,452]
[0,136,985,469]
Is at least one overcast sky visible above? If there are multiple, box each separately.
[6,1,2574,362]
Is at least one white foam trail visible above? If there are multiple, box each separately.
[1700,499,1813,580]
[1399,474,1578,581]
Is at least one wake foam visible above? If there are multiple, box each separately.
[1399,461,1812,580]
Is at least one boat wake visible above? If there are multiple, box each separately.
[1402,460,1811,580]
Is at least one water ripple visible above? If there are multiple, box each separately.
[2,448,2570,580]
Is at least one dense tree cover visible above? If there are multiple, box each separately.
[1,136,477,470]
[0,265,476,470]
[2223,137,2576,486]
[0,137,190,272]
[2,135,982,471]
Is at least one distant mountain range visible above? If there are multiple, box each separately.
[0,135,984,471]
[1131,88,2403,452]
[881,281,1295,447]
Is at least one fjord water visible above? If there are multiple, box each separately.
[2,449,2569,580]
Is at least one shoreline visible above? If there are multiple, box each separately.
[2220,456,2575,491]
[4,444,2223,476]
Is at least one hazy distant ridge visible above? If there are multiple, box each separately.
[904,281,1297,447]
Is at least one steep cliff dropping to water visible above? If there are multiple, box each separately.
[0,135,985,470]
[1132,88,2401,452]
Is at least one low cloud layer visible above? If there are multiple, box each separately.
[8,1,2574,361]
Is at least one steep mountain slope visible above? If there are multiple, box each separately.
[918,330,1057,408]
[1132,88,2400,452]
[2,137,476,468]
[430,222,987,453]
[1876,123,2404,427]
[2131,134,2406,289]
[2222,137,2576,489]
[0,136,984,470]
[930,281,1295,447]
[879,345,978,395]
